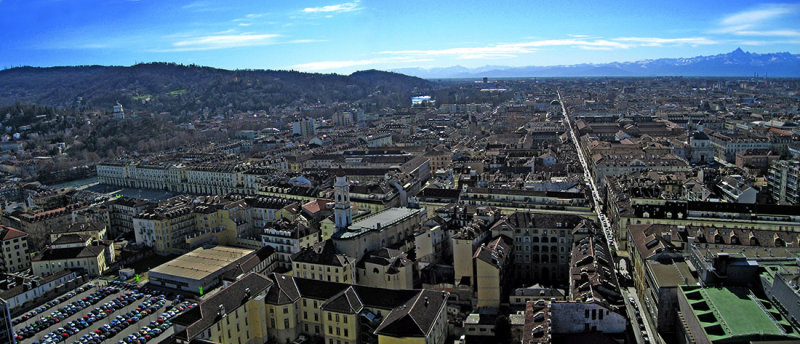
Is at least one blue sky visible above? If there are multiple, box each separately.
[1,0,798,73]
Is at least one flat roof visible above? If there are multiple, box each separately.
[149,246,254,282]
[647,261,697,288]
[693,246,800,261]
[333,207,422,239]
[681,286,798,342]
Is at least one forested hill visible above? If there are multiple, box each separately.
[0,63,433,112]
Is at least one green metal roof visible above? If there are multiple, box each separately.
[681,286,799,343]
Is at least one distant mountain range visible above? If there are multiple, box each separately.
[392,49,800,78]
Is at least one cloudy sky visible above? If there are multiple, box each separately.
[1,0,798,73]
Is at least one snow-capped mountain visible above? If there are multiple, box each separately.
[392,49,800,78]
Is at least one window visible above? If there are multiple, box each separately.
[328,313,332,321]
[284,319,289,328]
[344,329,349,337]
[328,326,333,334]
[343,316,347,324]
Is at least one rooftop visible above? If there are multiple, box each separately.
[149,246,254,281]
[333,207,423,239]
[646,261,697,288]
[681,286,799,342]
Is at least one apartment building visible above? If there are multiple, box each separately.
[172,272,273,344]
[356,248,415,290]
[262,219,320,270]
[264,273,449,344]
[0,226,30,273]
[96,161,270,196]
[292,240,355,284]
[31,235,112,277]
[473,235,513,309]
[107,196,153,237]
[133,195,262,255]
[768,160,800,205]
[490,212,585,284]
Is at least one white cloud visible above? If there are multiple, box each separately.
[165,33,280,51]
[377,37,711,60]
[714,4,799,35]
[182,1,207,9]
[733,30,800,37]
[181,1,225,12]
[737,39,800,46]
[720,4,796,28]
[288,39,325,44]
[302,0,361,14]
[612,37,717,47]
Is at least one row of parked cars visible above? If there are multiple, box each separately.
[35,290,161,344]
[116,300,195,344]
[14,285,95,326]
[14,287,117,341]
[61,294,178,344]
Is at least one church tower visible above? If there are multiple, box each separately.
[334,168,352,230]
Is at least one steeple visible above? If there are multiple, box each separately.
[334,167,352,230]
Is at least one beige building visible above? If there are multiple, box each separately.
[332,207,426,261]
[32,234,112,277]
[474,235,513,309]
[0,226,30,273]
[424,145,453,171]
[49,222,107,243]
[356,248,415,290]
[172,272,273,344]
[265,273,449,344]
[291,240,355,284]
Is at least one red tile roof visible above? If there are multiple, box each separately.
[1,225,27,241]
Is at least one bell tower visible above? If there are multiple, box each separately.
[334,168,352,230]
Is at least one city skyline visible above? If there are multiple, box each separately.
[1,0,799,74]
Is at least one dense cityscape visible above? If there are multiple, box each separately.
[2,1,800,344]
[0,74,797,344]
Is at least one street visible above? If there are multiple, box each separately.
[558,91,657,344]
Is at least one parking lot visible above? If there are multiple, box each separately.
[13,283,101,330]
[12,280,195,344]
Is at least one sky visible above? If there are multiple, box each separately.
[1,0,799,74]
